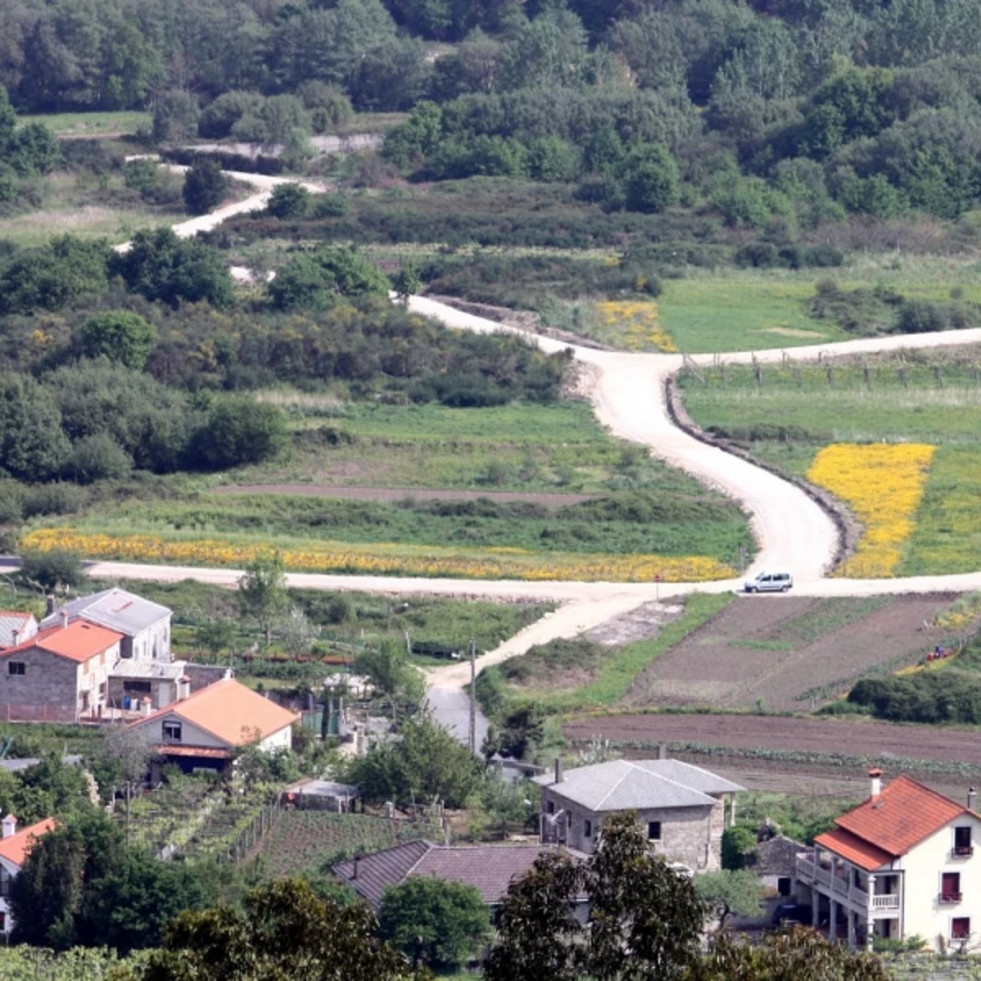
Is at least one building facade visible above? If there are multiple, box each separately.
[795,769,981,951]
[0,621,122,722]
[535,758,742,872]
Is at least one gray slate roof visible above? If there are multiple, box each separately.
[42,589,170,636]
[334,840,577,908]
[746,834,806,876]
[0,612,36,649]
[534,759,743,812]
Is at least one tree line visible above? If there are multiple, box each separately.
[4,1,981,224]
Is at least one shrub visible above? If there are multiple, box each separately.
[20,482,89,518]
[63,434,133,484]
[19,547,85,590]
[187,397,287,470]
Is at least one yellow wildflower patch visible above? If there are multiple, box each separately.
[807,443,935,577]
[21,528,733,584]
[596,300,677,353]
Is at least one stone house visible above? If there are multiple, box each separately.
[0,620,123,722]
[0,814,55,935]
[795,769,981,951]
[127,678,300,775]
[42,588,172,662]
[534,758,743,872]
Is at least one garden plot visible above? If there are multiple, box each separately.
[624,593,961,713]
[245,811,430,880]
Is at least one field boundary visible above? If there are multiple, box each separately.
[664,373,859,568]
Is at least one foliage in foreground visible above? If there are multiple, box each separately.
[485,811,885,980]
[485,811,705,981]
[138,878,429,981]
[379,877,491,971]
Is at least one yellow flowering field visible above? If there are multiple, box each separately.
[596,300,677,353]
[22,528,734,583]
[807,443,935,577]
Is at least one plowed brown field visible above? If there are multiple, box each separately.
[563,714,981,767]
[624,593,962,713]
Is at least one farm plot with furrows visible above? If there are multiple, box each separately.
[245,811,430,880]
[562,714,981,771]
[624,593,962,713]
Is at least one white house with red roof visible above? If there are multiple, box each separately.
[0,620,122,722]
[795,769,981,951]
[0,813,55,935]
[126,678,300,774]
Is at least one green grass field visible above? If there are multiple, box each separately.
[657,253,981,354]
[249,397,744,495]
[28,399,751,578]
[0,169,184,246]
[19,110,150,137]
[679,352,981,575]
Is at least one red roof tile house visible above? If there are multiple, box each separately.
[795,769,981,951]
[0,814,55,935]
[126,678,300,774]
[0,620,122,722]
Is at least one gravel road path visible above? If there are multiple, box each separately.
[94,170,981,738]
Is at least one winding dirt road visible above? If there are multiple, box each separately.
[93,169,981,733]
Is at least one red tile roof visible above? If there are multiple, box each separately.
[832,775,972,857]
[815,828,894,872]
[0,818,55,869]
[129,678,299,748]
[0,621,121,663]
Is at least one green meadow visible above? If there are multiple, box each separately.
[679,353,981,575]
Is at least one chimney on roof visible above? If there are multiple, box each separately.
[141,698,152,717]
[10,628,17,646]
[869,768,883,799]
[1,815,15,839]
[60,610,68,630]
[658,743,668,761]
[45,596,55,616]
[969,788,977,811]
[554,757,563,784]
[352,853,360,879]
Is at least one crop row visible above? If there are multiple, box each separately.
[22,527,734,582]
[567,736,981,781]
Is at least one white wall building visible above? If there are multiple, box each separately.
[0,814,55,935]
[795,769,981,951]
[127,677,299,774]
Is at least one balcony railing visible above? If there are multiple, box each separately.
[796,857,899,912]
[953,845,974,857]
[872,894,900,910]
[939,893,963,904]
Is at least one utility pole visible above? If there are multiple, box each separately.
[468,638,476,755]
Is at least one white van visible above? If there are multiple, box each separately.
[744,571,793,593]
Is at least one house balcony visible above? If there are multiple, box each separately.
[796,855,899,915]
[952,846,974,858]
[939,893,963,905]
